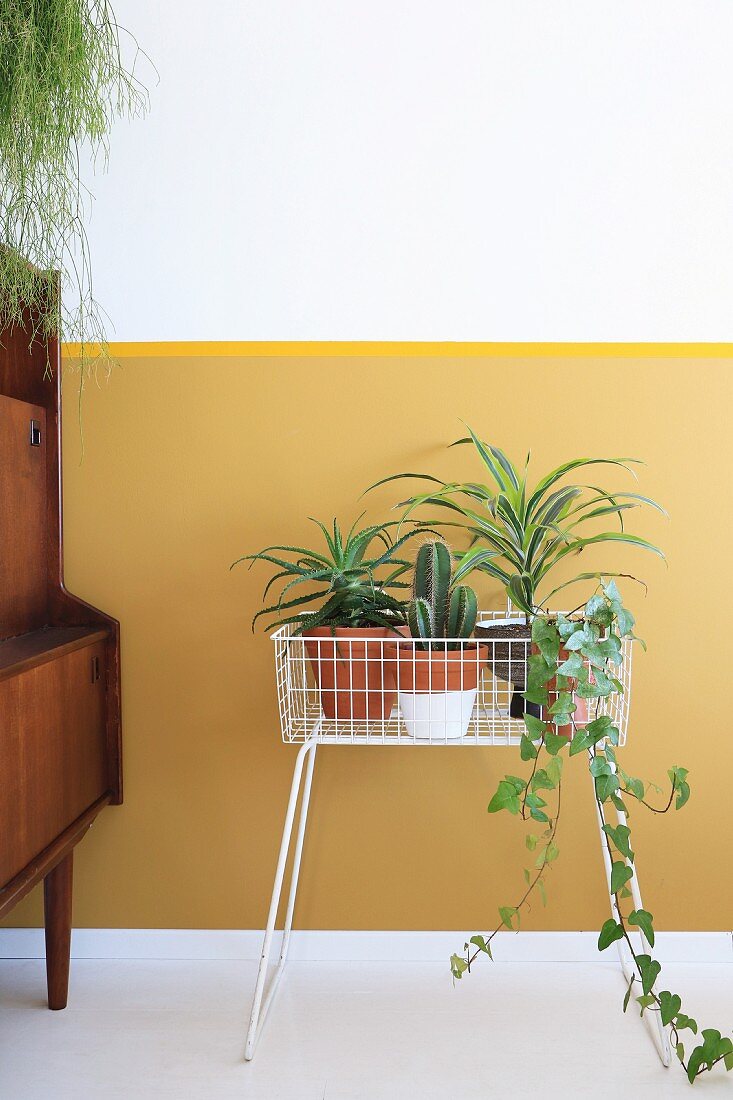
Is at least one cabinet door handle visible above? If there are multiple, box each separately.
[91,655,101,683]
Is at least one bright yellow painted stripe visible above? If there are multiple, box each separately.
[62,340,733,359]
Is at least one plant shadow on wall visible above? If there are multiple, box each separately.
[0,1,150,377]
[235,426,732,1084]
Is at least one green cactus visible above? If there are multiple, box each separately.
[408,539,478,650]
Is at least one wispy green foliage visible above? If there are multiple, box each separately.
[0,0,148,369]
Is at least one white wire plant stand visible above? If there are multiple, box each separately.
[245,610,670,1066]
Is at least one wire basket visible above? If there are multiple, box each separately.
[272,611,631,746]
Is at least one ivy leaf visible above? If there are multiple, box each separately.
[555,613,577,640]
[603,823,634,862]
[590,668,615,696]
[525,833,539,851]
[531,768,556,792]
[531,617,560,664]
[499,906,519,931]
[675,1013,698,1034]
[524,792,547,809]
[557,652,583,677]
[590,755,612,777]
[636,994,656,1015]
[548,691,574,716]
[544,730,568,756]
[610,861,633,894]
[527,653,556,691]
[616,607,635,637]
[629,909,655,947]
[523,714,546,740]
[546,755,563,786]
[636,953,661,996]
[595,772,620,802]
[469,934,492,960]
[586,715,613,739]
[687,1046,705,1082]
[450,953,469,979]
[569,728,592,755]
[658,990,682,1027]
[598,919,625,951]
[488,781,521,815]
[685,1031,728,1082]
[522,686,550,707]
[581,641,608,668]
[520,733,538,761]
[625,775,645,801]
[676,780,691,810]
[586,594,614,626]
[598,633,622,662]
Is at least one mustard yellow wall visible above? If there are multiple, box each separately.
[5,352,732,931]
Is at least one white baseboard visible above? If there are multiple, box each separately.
[0,928,730,963]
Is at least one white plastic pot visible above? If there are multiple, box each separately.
[398,688,478,740]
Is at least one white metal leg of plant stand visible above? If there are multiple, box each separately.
[244,735,318,1061]
[593,763,672,1067]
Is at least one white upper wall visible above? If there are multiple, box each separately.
[84,1,733,341]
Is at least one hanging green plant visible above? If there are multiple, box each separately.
[0,0,148,371]
[450,581,733,1085]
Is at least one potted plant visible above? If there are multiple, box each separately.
[233,516,425,720]
[0,2,148,375]
[371,425,665,716]
[391,539,488,739]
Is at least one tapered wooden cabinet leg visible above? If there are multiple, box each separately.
[43,852,73,1010]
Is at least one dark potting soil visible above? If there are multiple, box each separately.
[475,621,532,689]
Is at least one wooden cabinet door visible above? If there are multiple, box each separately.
[0,395,47,640]
[0,640,107,886]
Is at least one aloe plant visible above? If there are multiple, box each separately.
[371,426,665,616]
[233,517,428,633]
[408,539,478,650]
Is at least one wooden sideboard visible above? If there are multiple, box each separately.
[0,316,121,1009]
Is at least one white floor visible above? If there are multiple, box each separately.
[0,959,731,1099]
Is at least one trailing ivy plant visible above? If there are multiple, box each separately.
[0,1,148,370]
[450,580,732,1085]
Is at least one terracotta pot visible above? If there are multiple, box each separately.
[389,642,489,739]
[391,643,489,693]
[303,626,399,720]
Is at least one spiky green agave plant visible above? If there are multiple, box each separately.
[370,426,666,616]
[232,517,430,634]
[408,538,478,650]
[0,0,148,370]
